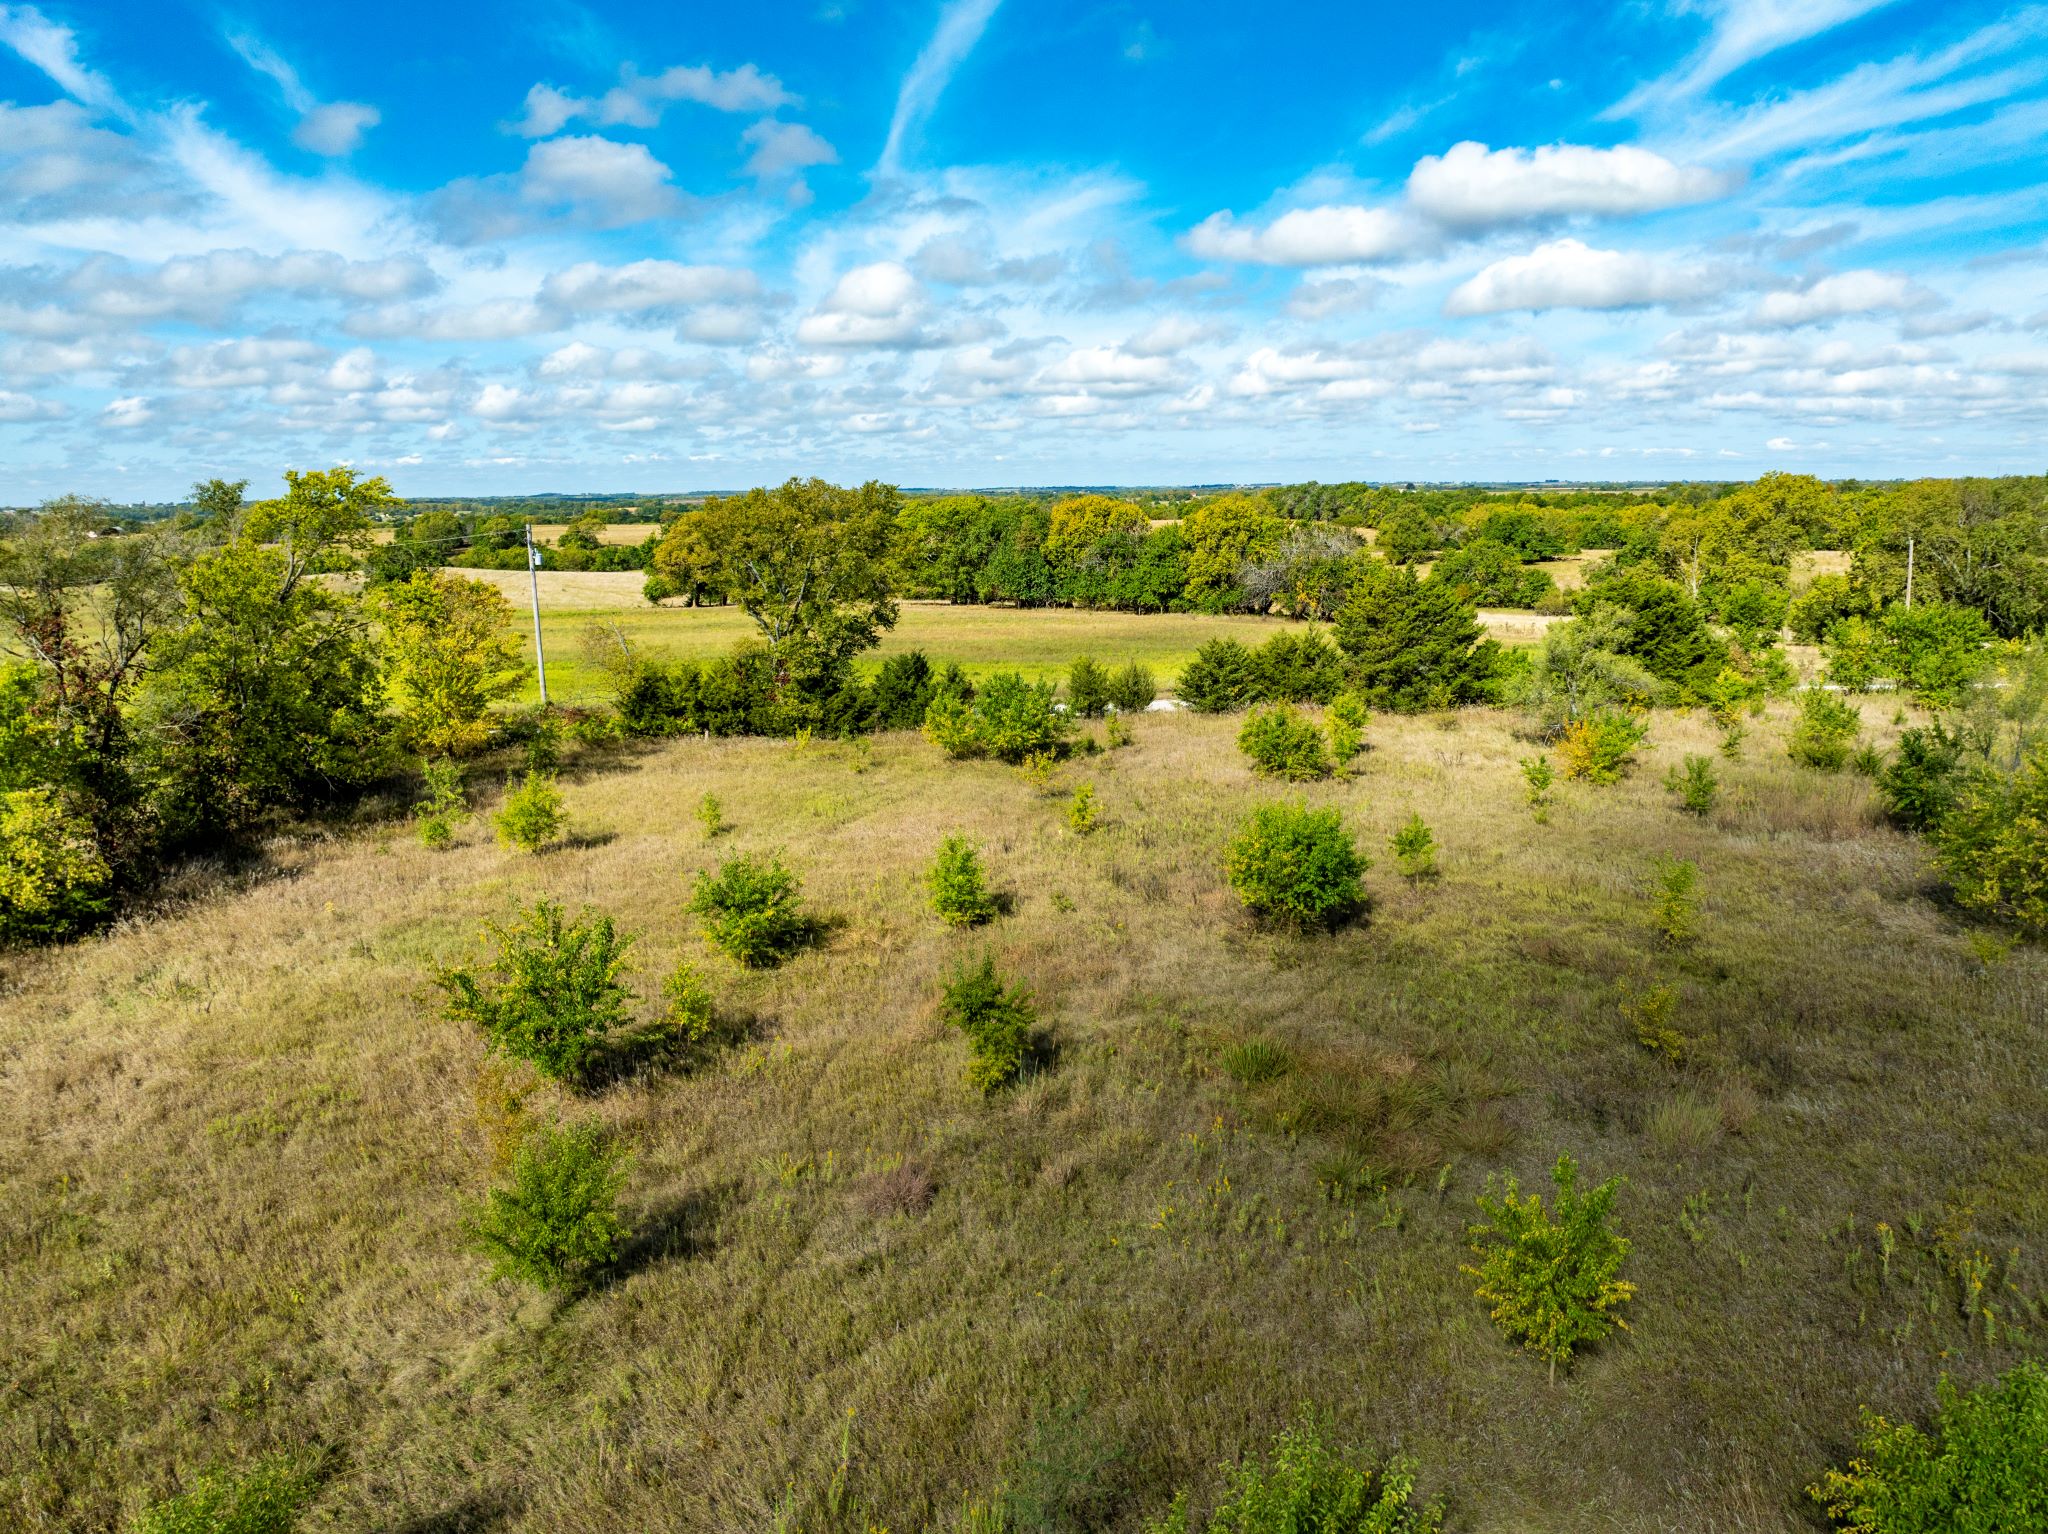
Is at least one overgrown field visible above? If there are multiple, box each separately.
[4,703,2043,1531]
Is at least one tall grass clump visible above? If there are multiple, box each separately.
[1810,1361,2048,1532]
[1225,803,1367,931]
[467,1117,631,1293]
[939,954,1035,1093]
[438,899,635,1083]
[1239,704,1332,781]
[1141,1407,1443,1533]
[927,836,998,927]
[131,1455,318,1534]
[689,853,811,967]
[1464,1154,1635,1384]
[494,770,565,853]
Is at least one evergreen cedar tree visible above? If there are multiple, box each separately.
[1333,560,1500,712]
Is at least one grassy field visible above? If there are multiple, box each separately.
[457,572,1571,706]
[4,697,2043,1531]
[459,574,1339,705]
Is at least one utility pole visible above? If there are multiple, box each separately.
[525,523,549,705]
[1904,535,1915,610]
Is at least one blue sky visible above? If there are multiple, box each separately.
[2,0,2045,498]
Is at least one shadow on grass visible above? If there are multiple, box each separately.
[580,1006,767,1091]
[388,1489,524,1533]
[604,1180,736,1287]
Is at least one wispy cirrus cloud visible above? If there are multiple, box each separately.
[876,0,1003,177]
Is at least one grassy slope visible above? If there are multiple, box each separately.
[4,705,2044,1532]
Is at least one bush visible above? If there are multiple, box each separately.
[656,960,727,1058]
[1877,724,1967,831]
[131,1455,318,1534]
[1108,661,1157,713]
[1665,754,1719,816]
[1652,857,1699,947]
[1463,1154,1635,1383]
[1520,755,1555,821]
[1239,704,1332,781]
[927,836,998,926]
[925,672,1071,763]
[438,899,636,1083]
[1788,690,1862,771]
[1253,630,1345,704]
[1178,639,1261,712]
[689,853,811,966]
[1810,1361,2048,1533]
[468,1117,631,1292]
[1141,1407,1442,1534]
[1326,690,1369,764]
[494,770,565,853]
[1931,750,2048,938]
[867,649,961,731]
[1066,655,1113,717]
[1557,711,1646,785]
[1066,782,1099,834]
[1335,559,1501,712]
[1390,814,1437,880]
[1225,803,1367,931]
[696,792,724,839]
[939,954,1034,1092]
[415,758,467,849]
[0,787,111,946]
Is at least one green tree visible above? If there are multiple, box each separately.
[1181,493,1284,609]
[438,898,635,1082]
[242,465,393,595]
[1046,493,1148,568]
[650,479,899,698]
[1514,604,1661,736]
[1464,1154,1636,1384]
[142,538,386,841]
[1142,1408,1442,1534]
[370,571,526,755]
[1333,561,1499,712]
[468,1118,632,1292]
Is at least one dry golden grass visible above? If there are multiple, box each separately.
[4,701,2043,1531]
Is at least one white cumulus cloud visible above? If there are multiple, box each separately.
[1443,239,1725,315]
[1186,205,1431,267]
[1406,141,1738,225]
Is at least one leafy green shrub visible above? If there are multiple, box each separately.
[415,758,467,849]
[925,672,1071,762]
[927,836,998,927]
[1878,724,1967,831]
[867,649,960,730]
[1931,750,2048,938]
[1065,655,1113,717]
[1326,690,1369,764]
[1066,782,1099,834]
[1108,661,1157,713]
[658,960,736,1061]
[1253,630,1345,704]
[939,954,1035,1092]
[1178,639,1260,712]
[468,1117,631,1292]
[1141,1407,1442,1534]
[1665,754,1719,816]
[1620,978,1685,1059]
[131,1454,318,1534]
[1239,704,1332,781]
[696,792,724,839]
[1463,1153,1635,1383]
[1810,1361,2048,1533]
[1520,755,1555,821]
[494,770,565,853]
[689,854,811,966]
[438,899,635,1083]
[1652,857,1700,947]
[0,787,111,946]
[1789,573,1867,643]
[1788,690,1862,772]
[1390,814,1437,880]
[1557,710,1646,784]
[1225,803,1367,931]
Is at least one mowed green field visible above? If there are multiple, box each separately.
[4,696,2042,1531]
[457,570,1566,706]
[460,571,1350,705]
